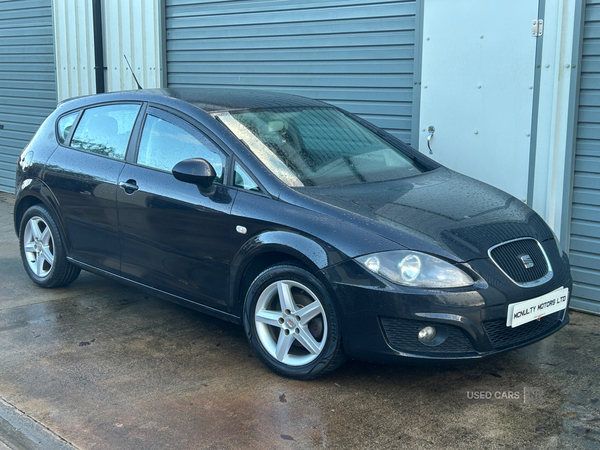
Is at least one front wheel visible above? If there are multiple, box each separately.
[19,204,81,288]
[243,263,346,379]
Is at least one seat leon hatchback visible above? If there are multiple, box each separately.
[14,88,572,379]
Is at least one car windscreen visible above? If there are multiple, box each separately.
[217,107,424,187]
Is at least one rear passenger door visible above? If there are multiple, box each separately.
[44,103,142,273]
[116,107,237,309]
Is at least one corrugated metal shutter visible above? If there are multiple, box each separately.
[0,0,56,192]
[165,0,417,144]
[570,0,600,314]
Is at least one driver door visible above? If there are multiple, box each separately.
[117,107,237,309]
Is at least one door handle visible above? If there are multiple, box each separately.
[119,179,138,193]
[427,125,435,154]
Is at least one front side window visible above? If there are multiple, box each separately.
[56,112,78,144]
[217,107,424,187]
[137,114,224,182]
[70,104,140,159]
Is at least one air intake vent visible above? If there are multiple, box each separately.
[380,317,476,355]
[489,238,552,287]
[483,311,562,350]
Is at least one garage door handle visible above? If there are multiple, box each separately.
[427,125,435,154]
[119,180,138,193]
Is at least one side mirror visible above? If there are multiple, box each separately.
[172,158,216,189]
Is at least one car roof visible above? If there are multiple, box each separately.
[61,87,330,113]
[168,87,329,112]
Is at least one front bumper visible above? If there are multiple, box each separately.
[319,252,572,365]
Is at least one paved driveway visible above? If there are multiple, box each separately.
[0,192,598,449]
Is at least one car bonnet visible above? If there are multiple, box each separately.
[291,168,553,262]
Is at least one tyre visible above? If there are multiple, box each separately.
[243,263,346,379]
[19,204,81,288]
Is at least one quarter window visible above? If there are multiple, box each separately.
[57,112,78,144]
[137,114,224,182]
[234,162,260,192]
[70,104,140,160]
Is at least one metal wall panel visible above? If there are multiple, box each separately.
[570,0,600,313]
[0,0,56,192]
[165,0,417,144]
[103,0,162,92]
[53,0,95,101]
[418,0,539,202]
[54,0,162,101]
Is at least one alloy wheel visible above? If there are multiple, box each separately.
[254,280,328,366]
[23,216,54,278]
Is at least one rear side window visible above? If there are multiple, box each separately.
[56,112,78,144]
[137,114,224,181]
[70,104,140,160]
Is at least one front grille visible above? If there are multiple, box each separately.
[482,311,562,350]
[489,238,550,285]
[380,317,476,355]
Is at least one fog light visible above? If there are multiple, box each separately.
[418,326,437,342]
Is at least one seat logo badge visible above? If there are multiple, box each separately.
[519,254,534,269]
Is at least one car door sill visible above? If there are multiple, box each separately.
[67,257,241,325]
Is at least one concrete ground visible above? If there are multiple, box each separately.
[0,191,599,450]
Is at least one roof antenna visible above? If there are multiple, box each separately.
[123,55,143,89]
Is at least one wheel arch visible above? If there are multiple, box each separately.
[14,181,68,251]
[14,194,44,236]
[229,231,347,319]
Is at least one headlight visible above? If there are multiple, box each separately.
[356,250,474,288]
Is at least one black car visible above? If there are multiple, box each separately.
[14,88,572,379]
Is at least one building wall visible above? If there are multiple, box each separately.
[2,0,598,314]
[568,0,600,313]
[417,0,539,201]
[53,0,162,102]
[53,0,95,100]
[102,0,162,93]
[531,0,580,241]
[165,0,420,144]
[0,0,57,192]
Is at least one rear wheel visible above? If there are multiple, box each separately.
[19,205,80,288]
[244,263,346,379]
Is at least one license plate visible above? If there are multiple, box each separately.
[506,287,569,328]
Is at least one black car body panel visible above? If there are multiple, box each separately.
[44,145,124,272]
[14,88,572,367]
[320,247,571,362]
[117,163,238,309]
[291,168,554,262]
